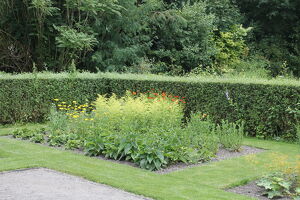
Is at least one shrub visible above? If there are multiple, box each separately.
[215,120,245,151]
[1,72,300,140]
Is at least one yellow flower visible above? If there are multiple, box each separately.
[72,115,79,118]
[61,102,66,104]
[72,101,77,104]
[53,98,59,101]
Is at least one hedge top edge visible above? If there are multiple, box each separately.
[1,72,300,86]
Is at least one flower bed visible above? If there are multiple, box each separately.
[12,91,245,171]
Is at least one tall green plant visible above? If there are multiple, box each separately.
[215,120,245,151]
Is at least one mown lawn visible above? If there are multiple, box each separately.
[0,125,299,200]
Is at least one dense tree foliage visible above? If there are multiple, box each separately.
[237,0,300,76]
[0,0,299,76]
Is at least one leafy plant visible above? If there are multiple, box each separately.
[47,131,68,147]
[257,172,299,199]
[215,120,245,151]
[12,128,45,143]
[30,134,45,143]
[12,128,35,140]
[65,139,82,150]
[84,137,105,156]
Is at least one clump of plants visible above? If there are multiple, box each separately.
[13,90,220,171]
[83,91,218,170]
[13,128,45,143]
[215,120,245,151]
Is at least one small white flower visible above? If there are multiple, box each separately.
[225,90,230,100]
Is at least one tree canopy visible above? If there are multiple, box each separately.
[0,0,299,76]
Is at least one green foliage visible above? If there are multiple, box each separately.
[225,56,270,78]
[149,1,216,73]
[213,25,252,73]
[55,26,98,67]
[36,91,219,171]
[205,0,243,30]
[65,139,82,150]
[257,172,299,199]
[236,0,300,76]
[12,128,45,143]
[12,128,34,139]
[1,72,300,140]
[297,125,300,144]
[48,131,68,147]
[88,92,218,170]
[1,0,299,76]
[0,0,121,72]
[215,120,245,151]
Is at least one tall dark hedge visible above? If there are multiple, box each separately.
[1,73,299,140]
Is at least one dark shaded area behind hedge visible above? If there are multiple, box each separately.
[1,73,299,140]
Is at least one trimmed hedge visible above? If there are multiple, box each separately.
[1,72,300,140]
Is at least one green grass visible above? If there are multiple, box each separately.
[0,125,299,200]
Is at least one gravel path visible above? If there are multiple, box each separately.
[0,168,151,200]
